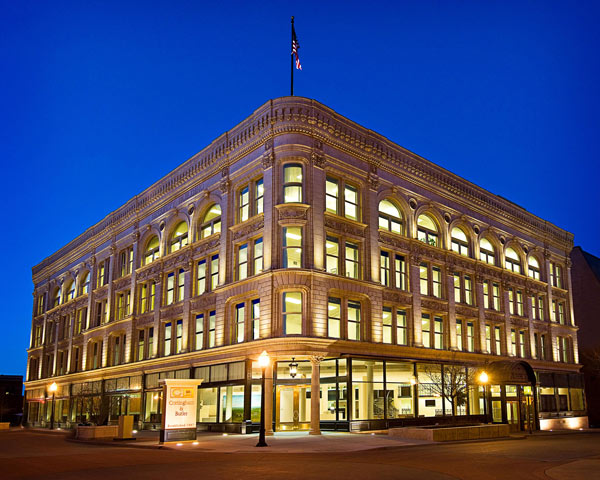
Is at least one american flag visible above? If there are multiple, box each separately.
[292,24,302,70]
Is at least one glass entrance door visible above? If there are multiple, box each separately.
[276,385,311,431]
[506,400,520,432]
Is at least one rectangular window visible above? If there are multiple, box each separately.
[395,255,407,290]
[551,263,563,289]
[456,319,463,351]
[508,288,515,315]
[283,227,302,268]
[454,273,461,303]
[176,320,183,353]
[432,267,442,298]
[511,328,516,356]
[119,247,133,277]
[177,269,185,302]
[325,177,339,214]
[345,242,359,279]
[519,330,526,358]
[283,164,303,203]
[326,237,340,275]
[148,327,154,358]
[137,330,145,361]
[485,324,492,353]
[208,311,216,348]
[235,303,245,343]
[380,251,390,286]
[166,273,175,305]
[347,301,361,341]
[197,260,207,295]
[540,334,546,360]
[558,302,565,325]
[464,275,473,305]
[483,282,489,309]
[328,298,341,339]
[559,336,568,362]
[494,326,502,354]
[255,178,264,215]
[467,322,474,352]
[382,307,392,344]
[492,283,500,310]
[534,332,539,359]
[164,322,172,356]
[397,309,407,345]
[149,282,156,311]
[420,263,428,295]
[239,185,250,222]
[422,314,431,348]
[254,238,264,275]
[195,314,204,350]
[211,255,219,290]
[344,185,358,220]
[251,299,260,340]
[434,317,444,349]
[283,292,302,335]
[238,244,248,280]
[516,290,523,316]
[140,284,148,314]
[538,295,544,321]
[552,300,557,322]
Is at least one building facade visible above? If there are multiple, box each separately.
[25,97,586,433]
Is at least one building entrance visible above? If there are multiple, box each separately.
[275,384,311,431]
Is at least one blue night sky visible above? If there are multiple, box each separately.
[1,1,599,377]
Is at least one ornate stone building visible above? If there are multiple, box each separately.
[24,97,586,433]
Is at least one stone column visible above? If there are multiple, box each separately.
[409,253,423,346]
[310,356,323,435]
[106,246,117,324]
[181,260,193,352]
[262,148,275,271]
[502,284,513,356]
[265,361,274,436]
[312,152,326,272]
[525,289,536,358]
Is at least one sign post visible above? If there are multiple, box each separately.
[159,378,203,443]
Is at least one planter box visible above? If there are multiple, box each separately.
[76,425,119,439]
[389,424,510,442]
[0,423,10,431]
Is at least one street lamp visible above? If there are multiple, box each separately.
[478,371,489,424]
[48,382,58,430]
[256,351,270,448]
[288,358,298,378]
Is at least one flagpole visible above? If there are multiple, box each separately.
[291,16,294,96]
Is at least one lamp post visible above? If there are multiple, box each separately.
[48,382,58,430]
[256,351,270,447]
[478,371,489,424]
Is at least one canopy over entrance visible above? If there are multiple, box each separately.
[487,360,536,385]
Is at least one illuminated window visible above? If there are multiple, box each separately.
[239,185,250,222]
[283,227,302,268]
[327,236,340,275]
[283,292,302,335]
[97,259,109,287]
[65,280,75,302]
[550,263,563,288]
[144,236,160,265]
[52,287,61,309]
[119,246,134,277]
[116,290,131,319]
[208,311,216,348]
[328,298,341,339]
[36,294,45,316]
[492,282,500,310]
[169,222,189,253]
[417,214,439,247]
[382,307,392,344]
[325,177,339,214]
[255,178,264,215]
[420,263,442,298]
[494,326,502,354]
[451,227,469,256]
[456,319,463,351]
[166,273,174,305]
[422,314,431,348]
[200,204,222,239]
[479,238,495,265]
[505,248,521,274]
[519,330,526,358]
[380,251,390,286]
[254,238,264,275]
[466,322,474,352]
[164,323,172,356]
[80,272,90,295]
[165,269,184,305]
[251,299,260,340]
[347,301,361,341]
[326,177,359,221]
[345,242,359,279]
[235,303,245,343]
[378,199,403,234]
[528,257,540,280]
[237,243,248,280]
[516,290,523,316]
[283,164,303,203]
[137,330,146,361]
[195,314,204,350]
[434,317,444,349]
[508,288,514,315]
[395,255,407,290]
[197,260,207,295]
[397,309,407,345]
[510,328,516,355]
[485,325,492,353]
[419,263,428,295]
[210,255,219,290]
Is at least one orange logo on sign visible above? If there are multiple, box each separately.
[170,387,193,398]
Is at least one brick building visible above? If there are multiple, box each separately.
[24,97,586,433]
[570,246,600,427]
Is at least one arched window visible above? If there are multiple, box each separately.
[169,221,188,253]
[200,204,222,239]
[505,247,521,274]
[144,236,160,266]
[528,256,540,280]
[80,272,90,295]
[378,199,403,234]
[52,287,61,308]
[283,164,303,203]
[479,238,496,265]
[451,227,469,256]
[417,214,439,247]
[65,280,75,302]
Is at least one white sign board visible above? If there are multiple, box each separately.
[159,379,203,430]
